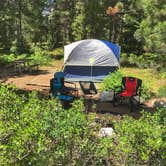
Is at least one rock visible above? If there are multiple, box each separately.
[145,98,166,108]
[98,127,115,138]
[154,100,166,108]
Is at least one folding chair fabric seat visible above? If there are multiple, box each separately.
[50,72,78,104]
[79,81,97,95]
[119,77,137,97]
[58,95,74,102]
[79,81,98,112]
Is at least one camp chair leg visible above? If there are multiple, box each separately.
[112,97,117,107]
[113,77,142,112]
[112,95,122,107]
[129,98,133,112]
[138,95,141,106]
[61,100,71,109]
[112,92,116,107]
[134,96,141,111]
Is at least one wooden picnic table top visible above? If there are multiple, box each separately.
[13,58,39,73]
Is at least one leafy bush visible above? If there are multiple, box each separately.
[0,54,16,65]
[141,83,154,100]
[102,70,124,91]
[0,84,104,165]
[129,53,157,68]
[0,84,165,165]
[157,85,166,98]
[160,71,166,79]
[29,46,52,66]
[0,85,56,165]
[0,54,27,66]
[113,109,165,165]
[120,53,129,66]
[50,47,64,60]
[0,46,52,66]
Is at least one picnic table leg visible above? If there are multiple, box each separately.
[18,65,21,73]
[14,64,17,73]
[14,64,22,73]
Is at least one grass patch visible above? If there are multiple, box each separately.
[50,47,64,60]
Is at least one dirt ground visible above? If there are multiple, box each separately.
[0,61,63,94]
[0,61,163,118]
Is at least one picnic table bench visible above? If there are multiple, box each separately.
[27,63,39,73]
[13,59,39,73]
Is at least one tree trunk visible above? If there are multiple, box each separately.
[111,17,116,43]
[17,0,23,49]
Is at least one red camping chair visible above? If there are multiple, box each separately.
[113,77,142,112]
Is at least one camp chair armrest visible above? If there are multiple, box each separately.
[64,81,75,84]
[64,81,78,97]
[64,81,76,88]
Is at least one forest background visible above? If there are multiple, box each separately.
[0,0,165,72]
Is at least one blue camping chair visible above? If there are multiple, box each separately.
[50,72,65,97]
[50,72,78,107]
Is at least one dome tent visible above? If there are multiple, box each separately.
[63,39,120,82]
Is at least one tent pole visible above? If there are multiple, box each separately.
[91,64,92,81]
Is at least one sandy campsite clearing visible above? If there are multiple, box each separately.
[0,61,63,94]
[0,61,164,118]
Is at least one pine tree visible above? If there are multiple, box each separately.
[72,0,87,40]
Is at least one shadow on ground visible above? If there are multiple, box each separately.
[0,65,50,82]
[0,65,157,120]
[84,99,156,119]
[1,82,157,121]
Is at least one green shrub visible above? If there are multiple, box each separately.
[0,54,16,65]
[50,47,64,60]
[129,53,157,69]
[120,53,129,66]
[160,71,166,79]
[157,85,166,98]
[0,84,165,165]
[102,70,124,91]
[141,83,154,100]
[0,53,28,66]
[28,46,52,66]
[0,46,52,66]
[113,109,165,165]
[128,53,138,66]
[0,84,61,165]
[0,84,104,165]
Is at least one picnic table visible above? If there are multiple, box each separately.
[13,59,39,73]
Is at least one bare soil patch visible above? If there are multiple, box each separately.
[0,60,63,94]
[0,61,161,118]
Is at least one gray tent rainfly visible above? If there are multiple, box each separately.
[63,39,120,82]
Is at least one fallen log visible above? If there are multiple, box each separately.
[26,83,49,87]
